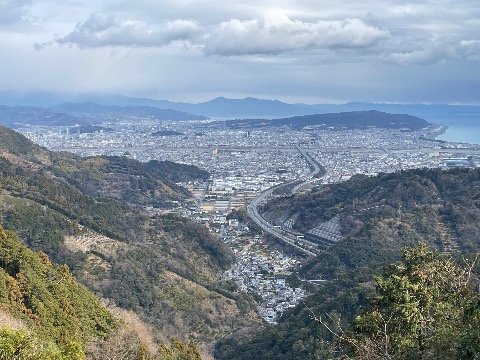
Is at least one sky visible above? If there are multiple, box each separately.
[0,0,479,104]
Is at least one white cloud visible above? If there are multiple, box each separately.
[203,14,390,56]
[381,48,451,65]
[54,13,202,48]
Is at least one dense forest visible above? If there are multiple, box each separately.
[0,225,209,359]
[0,225,117,358]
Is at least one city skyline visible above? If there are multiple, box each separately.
[1,0,479,104]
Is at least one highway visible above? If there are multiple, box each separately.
[247,187,317,257]
[247,145,324,257]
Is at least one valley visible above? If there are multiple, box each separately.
[1,109,480,358]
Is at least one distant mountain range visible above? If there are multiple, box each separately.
[0,103,206,128]
[53,101,207,121]
[1,91,480,120]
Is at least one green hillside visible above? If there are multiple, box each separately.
[216,167,480,359]
[0,225,118,358]
[0,125,260,351]
[260,167,480,279]
[49,153,209,208]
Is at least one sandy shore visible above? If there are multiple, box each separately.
[423,124,448,140]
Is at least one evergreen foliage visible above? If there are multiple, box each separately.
[159,339,203,360]
[0,225,118,357]
[349,245,480,359]
[0,326,84,360]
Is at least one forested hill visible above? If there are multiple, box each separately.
[216,167,480,359]
[262,167,480,279]
[49,153,209,207]
[0,125,208,207]
[0,226,206,359]
[221,110,431,130]
[0,126,260,352]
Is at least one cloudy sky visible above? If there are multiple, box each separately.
[1,0,479,104]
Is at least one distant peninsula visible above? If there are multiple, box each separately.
[220,110,432,131]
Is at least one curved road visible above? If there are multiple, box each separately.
[247,145,323,257]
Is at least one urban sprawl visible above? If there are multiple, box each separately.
[20,118,480,324]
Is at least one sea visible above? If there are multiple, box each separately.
[420,114,480,145]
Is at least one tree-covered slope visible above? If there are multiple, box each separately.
[0,225,118,358]
[0,124,208,209]
[261,167,480,278]
[0,125,260,350]
[216,167,480,359]
[49,153,208,208]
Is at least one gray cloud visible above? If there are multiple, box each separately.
[458,40,480,60]
[41,3,480,68]
[55,13,202,48]
[203,14,390,56]
[2,0,480,104]
[379,36,480,65]
[381,48,452,66]
[0,0,33,27]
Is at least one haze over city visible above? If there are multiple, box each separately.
[1,0,479,104]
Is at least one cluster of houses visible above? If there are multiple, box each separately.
[223,235,307,324]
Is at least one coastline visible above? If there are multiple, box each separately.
[422,124,448,141]
[431,124,448,138]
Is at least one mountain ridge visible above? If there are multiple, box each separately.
[0,104,207,128]
[2,91,480,118]
[216,110,431,130]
